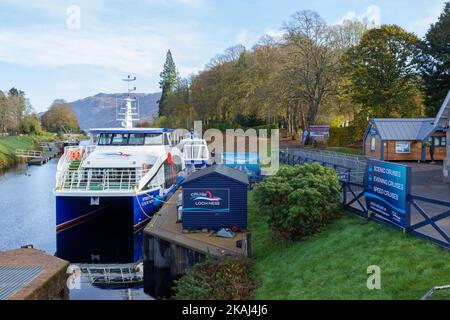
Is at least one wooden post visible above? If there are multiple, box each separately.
[244,233,252,258]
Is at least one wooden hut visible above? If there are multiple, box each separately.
[363,118,446,162]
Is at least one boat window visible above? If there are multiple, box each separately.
[144,133,163,145]
[111,133,129,145]
[98,133,113,145]
[129,133,145,145]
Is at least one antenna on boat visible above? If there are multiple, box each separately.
[117,75,140,128]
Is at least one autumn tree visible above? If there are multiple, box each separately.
[282,11,345,137]
[41,100,80,133]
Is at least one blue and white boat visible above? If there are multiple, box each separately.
[54,76,185,263]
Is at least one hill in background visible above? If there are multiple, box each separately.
[69,92,161,130]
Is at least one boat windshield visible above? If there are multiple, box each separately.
[97,133,164,146]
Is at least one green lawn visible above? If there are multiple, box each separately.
[325,146,362,155]
[0,135,48,171]
[249,192,450,300]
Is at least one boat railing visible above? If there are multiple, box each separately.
[56,145,97,184]
[57,145,96,171]
[182,144,209,161]
[56,167,149,192]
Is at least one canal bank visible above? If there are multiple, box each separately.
[0,135,58,172]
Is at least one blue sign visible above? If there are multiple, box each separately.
[183,188,230,213]
[364,159,411,228]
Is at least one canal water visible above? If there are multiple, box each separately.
[0,160,152,300]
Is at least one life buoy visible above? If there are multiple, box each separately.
[70,150,81,161]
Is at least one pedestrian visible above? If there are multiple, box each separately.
[429,141,435,163]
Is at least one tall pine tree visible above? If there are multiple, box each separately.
[158,50,178,117]
[422,2,450,116]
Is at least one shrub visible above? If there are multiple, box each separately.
[254,163,341,240]
[172,255,254,300]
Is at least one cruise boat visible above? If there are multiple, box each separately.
[54,76,185,263]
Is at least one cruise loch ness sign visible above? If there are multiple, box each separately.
[364,159,411,228]
[183,188,230,214]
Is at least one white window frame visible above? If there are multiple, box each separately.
[370,137,376,152]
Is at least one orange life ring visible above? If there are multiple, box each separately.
[70,150,81,161]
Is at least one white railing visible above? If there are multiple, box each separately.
[56,167,149,192]
[15,149,43,158]
[57,145,96,169]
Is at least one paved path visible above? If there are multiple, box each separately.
[401,161,450,201]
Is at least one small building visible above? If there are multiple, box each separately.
[181,164,249,230]
[363,118,447,161]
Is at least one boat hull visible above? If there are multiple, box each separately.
[55,188,169,263]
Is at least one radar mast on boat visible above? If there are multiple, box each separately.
[117,75,140,128]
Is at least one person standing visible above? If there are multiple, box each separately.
[429,140,435,163]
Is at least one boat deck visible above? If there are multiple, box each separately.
[144,189,247,257]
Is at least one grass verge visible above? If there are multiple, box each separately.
[0,135,55,171]
[249,191,450,300]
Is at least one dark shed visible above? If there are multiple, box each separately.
[181,165,249,230]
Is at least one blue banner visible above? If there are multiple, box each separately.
[364,159,411,228]
[183,188,230,213]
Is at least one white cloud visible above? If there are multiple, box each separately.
[235,30,250,45]
[339,4,381,29]
[265,27,284,40]
[408,4,443,36]
[0,26,210,80]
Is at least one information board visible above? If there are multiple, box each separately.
[364,159,411,228]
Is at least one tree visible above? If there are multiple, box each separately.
[421,2,450,116]
[41,100,80,133]
[22,113,42,134]
[283,11,344,136]
[0,91,7,133]
[158,49,178,117]
[344,25,424,118]
[6,87,26,133]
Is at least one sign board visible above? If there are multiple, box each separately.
[338,171,350,182]
[364,159,411,228]
[183,188,230,213]
[395,142,411,154]
[309,125,330,138]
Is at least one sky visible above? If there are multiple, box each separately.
[0,0,447,112]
